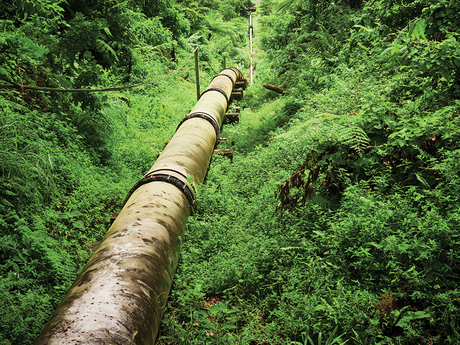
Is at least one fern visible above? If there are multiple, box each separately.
[202,11,237,43]
[276,113,371,209]
[274,0,303,13]
[297,25,341,61]
[96,39,119,62]
[280,114,370,153]
[0,102,56,204]
[338,126,370,154]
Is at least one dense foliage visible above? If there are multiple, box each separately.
[1,0,460,344]
[0,0,249,343]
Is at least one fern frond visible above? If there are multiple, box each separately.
[297,24,340,57]
[96,39,119,62]
[306,194,331,208]
[337,126,370,153]
[280,114,370,153]
[274,0,302,13]
[203,12,237,41]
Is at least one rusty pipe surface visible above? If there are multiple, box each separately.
[35,68,244,345]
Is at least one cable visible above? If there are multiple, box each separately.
[204,59,219,75]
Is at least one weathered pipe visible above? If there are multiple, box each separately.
[35,67,244,345]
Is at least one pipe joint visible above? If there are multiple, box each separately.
[199,87,229,108]
[211,73,234,84]
[125,170,197,214]
[176,111,220,147]
[220,68,240,79]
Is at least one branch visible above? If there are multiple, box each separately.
[263,83,284,94]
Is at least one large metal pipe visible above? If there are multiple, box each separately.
[35,68,245,345]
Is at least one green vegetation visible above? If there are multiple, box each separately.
[1,0,460,344]
[0,0,249,343]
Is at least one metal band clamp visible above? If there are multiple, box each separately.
[211,73,234,84]
[176,112,220,147]
[220,68,239,79]
[124,172,196,213]
[199,87,229,108]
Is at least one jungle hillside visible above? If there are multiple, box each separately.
[1,0,460,344]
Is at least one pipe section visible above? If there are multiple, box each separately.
[35,68,245,345]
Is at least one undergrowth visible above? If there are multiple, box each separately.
[157,3,460,343]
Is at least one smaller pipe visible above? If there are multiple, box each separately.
[249,13,254,84]
[249,14,253,54]
[195,48,200,101]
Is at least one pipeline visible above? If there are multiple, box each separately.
[35,68,246,345]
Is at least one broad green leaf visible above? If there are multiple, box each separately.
[72,220,85,229]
